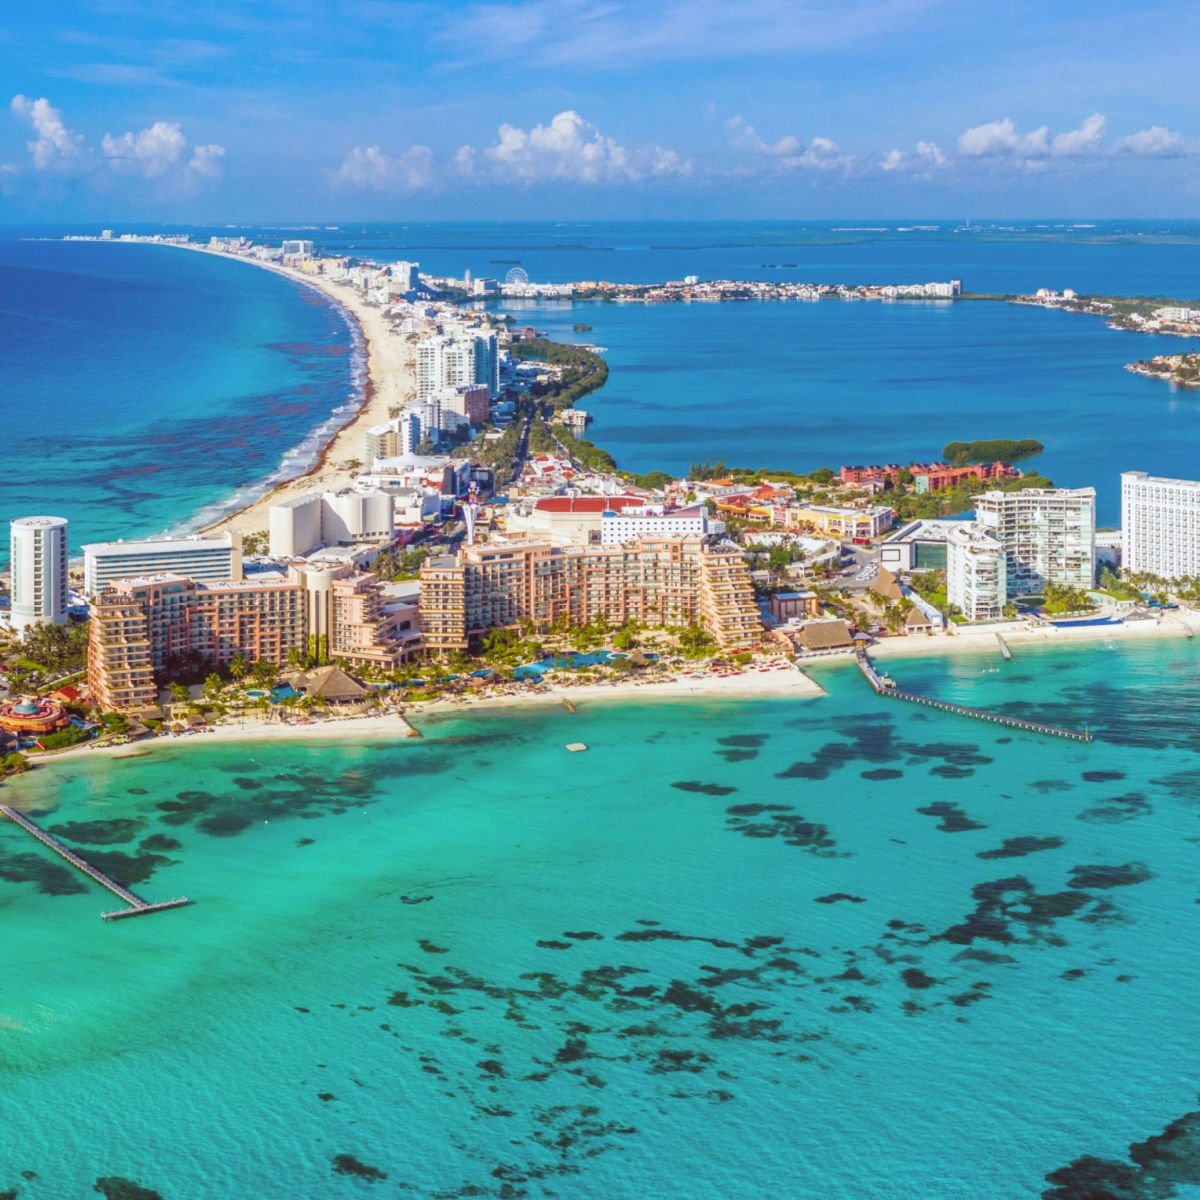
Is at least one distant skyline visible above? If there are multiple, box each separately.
[2,1,1199,221]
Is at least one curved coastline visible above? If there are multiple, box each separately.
[157,245,414,539]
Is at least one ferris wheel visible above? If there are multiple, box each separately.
[505,266,529,287]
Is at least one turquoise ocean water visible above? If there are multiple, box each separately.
[4,222,1200,1196]
[4,639,1200,1198]
[0,237,362,558]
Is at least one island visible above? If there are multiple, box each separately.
[1127,353,1200,388]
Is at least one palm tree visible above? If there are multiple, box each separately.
[249,660,278,688]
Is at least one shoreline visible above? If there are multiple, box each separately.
[5,617,1197,796]
[855,611,1199,661]
[4,669,827,782]
[16,615,1200,767]
[140,243,415,540]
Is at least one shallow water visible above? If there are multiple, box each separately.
[3,637,1200,1197]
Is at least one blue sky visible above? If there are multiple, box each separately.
[2,0,1199,220]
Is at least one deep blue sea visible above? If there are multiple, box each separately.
[4,220,1199,545]
[0,237,362,559]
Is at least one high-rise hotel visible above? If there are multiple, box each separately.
[973,487,1096,595]
[1121,471,1200,580]
[9,516,69,637]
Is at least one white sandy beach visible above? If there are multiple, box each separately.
[866,612,1200,660]
[410,662,828,716]
[15,616,1200,782]
[21,666,825,777]
[171,247,416,540]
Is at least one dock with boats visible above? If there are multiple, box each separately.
[855,651,1092,742]
[0,804,190,920]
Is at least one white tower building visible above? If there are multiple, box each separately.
[397,411,422,456]
[10,515,69,636]
[1121,470,1200,579]
[973,487,1096,595]
[946,523,1007,620]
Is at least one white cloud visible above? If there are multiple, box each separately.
[957,113,1105,160]
[487,110,633,182]
[332,145,438,192]
[958,117,1048,158]
[102,121,188,176]
[334,110,689,193]
[101,119,226,187]
[726,116,852,172]
[1111,125,1186,157]
[726,114,800,157]
[484,109,687,183]
[6,95,223,192]
[187,143,226,179]
[880,139,946,173]
[10,95,84,171]
[1049,112,1105,157]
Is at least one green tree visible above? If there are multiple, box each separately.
[1,752,30,777]
[250,660,279,688]
[1042,582,1096,615]
[611,623,639,651]
[229,653,248,682]
[203,673,225,702]
[168,681,190,705]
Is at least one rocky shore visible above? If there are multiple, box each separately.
[1126,353,1200,388]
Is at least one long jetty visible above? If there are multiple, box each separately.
[855,652,1092,741]
[0,804,190,921]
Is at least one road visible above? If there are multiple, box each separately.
[509,406,536,485]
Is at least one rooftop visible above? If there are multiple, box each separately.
[83,533,236,555]
[534,495,645,514]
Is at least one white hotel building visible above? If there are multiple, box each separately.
[1121,470,1200,579]
[269,489,394,558]
[83,532,243,596]
[415,331,500,400]
[599,505,710,545]
[946,523,1007,620]
[9,516,69,636]
[973,487,1096,595]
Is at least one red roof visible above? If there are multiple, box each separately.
[535,495,644,514]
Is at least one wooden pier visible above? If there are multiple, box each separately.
[0,804,190,921]
[855,652,1092,742]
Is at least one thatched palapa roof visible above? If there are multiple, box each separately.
[285,666,369,702]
